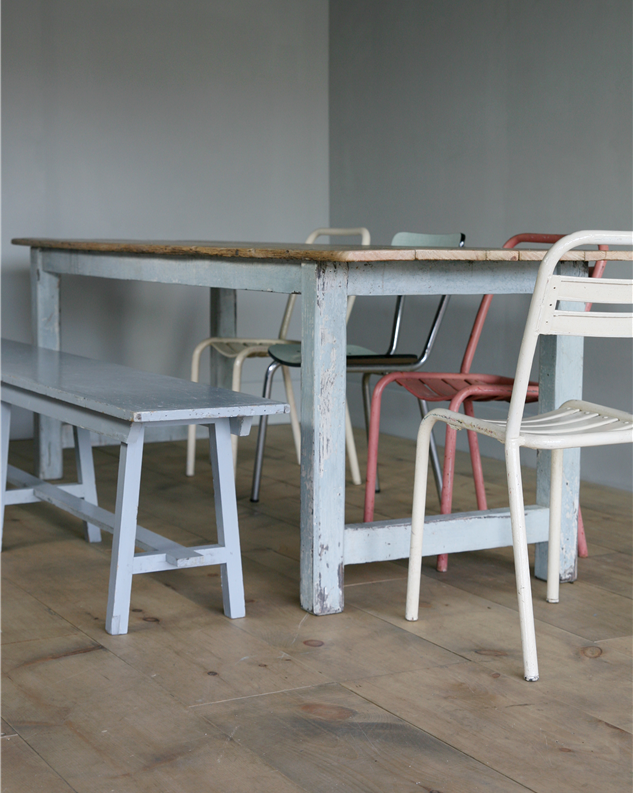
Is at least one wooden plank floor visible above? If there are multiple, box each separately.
[3,427,632,792]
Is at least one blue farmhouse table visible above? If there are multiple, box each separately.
[14,237,625,615]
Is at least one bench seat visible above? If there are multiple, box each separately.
[1,339,287,635]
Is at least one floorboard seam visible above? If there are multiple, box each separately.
[188,682,321,708]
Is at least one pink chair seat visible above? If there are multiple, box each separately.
[393,372,538,403]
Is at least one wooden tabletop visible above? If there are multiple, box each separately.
[12,238,630,263]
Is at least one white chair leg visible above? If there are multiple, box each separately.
[547,448,564,604]
[230,345,270,471]
[282,365,301,465]
[345,401,362,485]
[186,340,213,477]
[230,354,247,472]
[208,419,245,618]
[106,424,145,636]
[505,442,539,681]
[406,416,437,621]
[1,401,11,547]
[73,426,101,543]
[186,424,198,477]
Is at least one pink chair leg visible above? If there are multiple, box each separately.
[436,424,459,572]
[464,400,488,511]
[577,509,589,558]
[435,395,490,573]
[363,374,400,522]
[436,554,449,573]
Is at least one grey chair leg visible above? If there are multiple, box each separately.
[251,361,281,502]
[73,426,101,543]
[362,373,381,493]
[208,419,245,618]
[419,399,443,502]
[1,401,11,546]
[106,424,145,636]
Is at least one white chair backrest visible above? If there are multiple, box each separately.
[506,230,633,440]
[278,227,371,339]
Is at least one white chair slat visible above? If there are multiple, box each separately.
[541,311,633,338]
[551,275,633,304]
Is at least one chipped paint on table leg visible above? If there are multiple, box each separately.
[209,288,237,390]
[1,401,11,545]
[31,248,63,479]
[299,261,348,615]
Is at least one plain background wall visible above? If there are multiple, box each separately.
[331,0,633,489]
[2,0,632,489]
[2,0,329,437]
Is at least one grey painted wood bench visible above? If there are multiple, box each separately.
[0,339,287,635]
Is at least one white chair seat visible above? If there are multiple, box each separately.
[430,400,633,449]
[208,339,299,359]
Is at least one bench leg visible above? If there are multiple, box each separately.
[1,401,11,547]
[208,420,245,619]
[73,427,101,543]
[106,424,145,635]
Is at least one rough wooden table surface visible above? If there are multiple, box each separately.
[13,237,630,262]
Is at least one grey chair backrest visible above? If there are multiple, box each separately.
[385,232,466,358]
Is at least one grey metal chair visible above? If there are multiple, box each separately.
[350,231,465,496]
[250,232,465,502]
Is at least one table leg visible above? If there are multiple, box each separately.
[31,248,63,479]
[299,261,348,615]
[535,272,584,583]
[209,288,237,390]
[1,401,11,545]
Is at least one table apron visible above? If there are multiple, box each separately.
[39,250,554,297]
[347,260,545,295]
[40,250,303,294]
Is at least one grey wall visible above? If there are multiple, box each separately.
[3,0,631,490]
[331,0,633,489]
[2,0,329,436]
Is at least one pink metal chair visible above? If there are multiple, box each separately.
[364,234,608,570]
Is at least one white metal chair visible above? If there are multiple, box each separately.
[405,230,633,682]
[185,227,371,478]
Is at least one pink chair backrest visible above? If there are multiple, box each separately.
[459,233,608,374]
